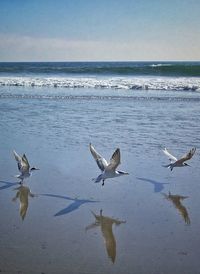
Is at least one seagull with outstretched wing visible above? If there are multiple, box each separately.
[13,150,39,183]
[162,147,196,171]
[89,144,129,186]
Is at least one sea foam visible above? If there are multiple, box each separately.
[0,76,199,91]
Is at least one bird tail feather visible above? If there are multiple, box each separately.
[162,164,171,168]
[94,174,103,183]
[162,164,173,171]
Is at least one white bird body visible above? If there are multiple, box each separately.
[89,144,129,185]
[13,150,39,183]
[162,147,196,171]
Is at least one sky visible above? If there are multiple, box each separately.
[0,0,200,61]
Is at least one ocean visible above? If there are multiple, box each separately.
[0,61,200,91]
[0,61,200,274]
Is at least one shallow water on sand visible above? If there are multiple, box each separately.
[0,86,200,274]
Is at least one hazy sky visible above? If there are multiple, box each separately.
[0,0,200,61]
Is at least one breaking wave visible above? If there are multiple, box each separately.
[0,76,199,92]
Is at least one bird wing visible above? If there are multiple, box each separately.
[170,195,190,225]
[176,203,190,225]
[106,148,121,171]
[177,147,196,164]
[162,148,177,162]
[89,143,108,171]
[85,222,99,231]
[13,150,22,164]
[101,216,116,263]
[22,154,30,169]
[13,150,29,174]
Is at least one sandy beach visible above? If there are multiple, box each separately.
[0,76,199,273]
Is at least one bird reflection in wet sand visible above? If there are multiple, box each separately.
[163,192,191,225]
[12,185,36,220]
[86,210,126,263]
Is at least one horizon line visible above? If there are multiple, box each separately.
[0,60,200,63]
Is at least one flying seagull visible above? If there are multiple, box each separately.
[162,147,196,171]
[13,150,39,183]
[89,143,129,186]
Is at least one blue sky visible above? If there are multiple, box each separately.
[0,0,199,61]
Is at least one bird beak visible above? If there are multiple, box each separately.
[31,167,40,171]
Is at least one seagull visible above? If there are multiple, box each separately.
[13,150,39,183]
[89,143,129,186]
[163,192,190,225]
[85,210,126,263]
[12,185,36,220]
[162,147,196,171]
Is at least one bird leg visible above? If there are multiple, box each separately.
[102,180,105,186]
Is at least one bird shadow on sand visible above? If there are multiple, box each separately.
[40,193,99,216]
[0,180,19,191]
[136,177,169,193]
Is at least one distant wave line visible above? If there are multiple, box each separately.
[0,62,200,76]
[150,64,172,67]
[0,93,200,102]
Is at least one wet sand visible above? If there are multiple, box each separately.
[0,89,200,274]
